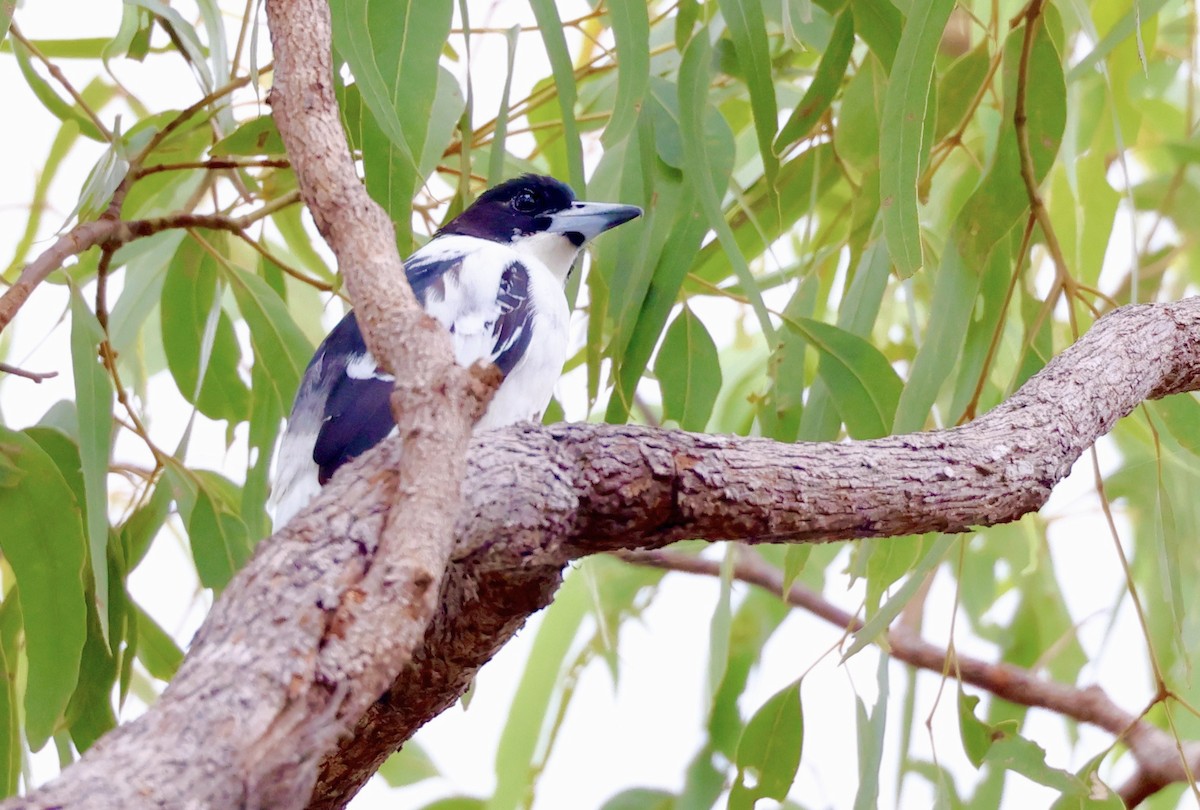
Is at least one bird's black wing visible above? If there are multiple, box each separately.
[307,313,395,484]
[488,261,534,375]
[304,246,535,484]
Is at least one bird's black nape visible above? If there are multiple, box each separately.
[438,175,578,243]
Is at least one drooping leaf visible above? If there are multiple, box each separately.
[677,32,774,340]
[378,741,439,787]
[598,788,676,810]
[717,0,779,188]
[221,263,313,412]
[656,307,722,432]
[776,9,854,154]
[729,680,803,806]
[527,0,585,192]
[0,594,22,797]
[160,235,251,423]
[603,0,649,148]
[0,428,88,751]
[880,0,956,278]
[849,0,901,69]
[67,286,113,641]
[132,602,184,682]
[487,571,589,810]
[781,316,902,439]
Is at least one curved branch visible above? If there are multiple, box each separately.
[624,548,1198,809]
[0,197,301,334]
[309,296,1200,805]
[5,280,1197,808]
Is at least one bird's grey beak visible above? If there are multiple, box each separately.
[546,201,643,243]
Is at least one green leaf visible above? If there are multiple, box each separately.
[1066,0,1173,82]
[486,25,521,187]
[118,481,172,572]
[0,595,22,797]
[0,428,88,751]
[709,588,789,757]
[378,741,439,787]
[843,534,954,659]
[160,235,251,423]
[717,0,779,187]
[486,572,589,810]
[67,286,113,642]
[705,547,736,713]
[935,41,992,142]
[1048,751,1124,809]
[126,0,214,91]
[0,1,14,48]
[758,276,817,442]
[853,656,889,810]
[132,602,184,681]
[598,788,675,810]
[1150,394,1200,457]
[603,0,649,148]
[527,0,585,192]
[655,307,722,431]
[418,66,466,180]
[960,689,1012,763]
[798,235,893,441]
[328,0,451,172]
[776,9,854,153]
[10,38,107,142]
[848,0,901,69]
[781,316,902,439]
[211,115,286,156]
[419,799,485,810]
[731,680,804,804]
[222,263,313,412]
[892,240,978,433]
[186,481,253,592]
[880,0,956,279]
[677,32,775,340]
[64,595,117,752]
[956,19,1066,268]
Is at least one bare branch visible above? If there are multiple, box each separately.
[0,363,57,383]
[624,548,1200,808]
[0,194,300,334]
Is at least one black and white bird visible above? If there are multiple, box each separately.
[269,175,642,528]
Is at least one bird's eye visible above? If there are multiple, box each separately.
[512,190,538,212]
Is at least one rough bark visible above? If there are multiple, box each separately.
[306,295,1200,806]
[5,0,1200,806]
[5,276,1200,809]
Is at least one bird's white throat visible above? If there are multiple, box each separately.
[510,230,582,284]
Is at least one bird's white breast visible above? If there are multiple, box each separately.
[417,235,570,428]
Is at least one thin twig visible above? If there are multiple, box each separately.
[0,362,58,383]
[9,24,113,141]
[135,158,290,178]
[0,190,302,334]
[1013,1,1084,336]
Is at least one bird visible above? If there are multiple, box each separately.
[268,174,643,528]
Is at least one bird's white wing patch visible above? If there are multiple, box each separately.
[345,352,394,382]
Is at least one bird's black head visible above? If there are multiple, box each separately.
[438,175,642,280]
[441,176,643,250]
[441,175,579,242]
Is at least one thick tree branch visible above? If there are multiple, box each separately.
[6,259,1198,810]
[308,296,1200,805]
